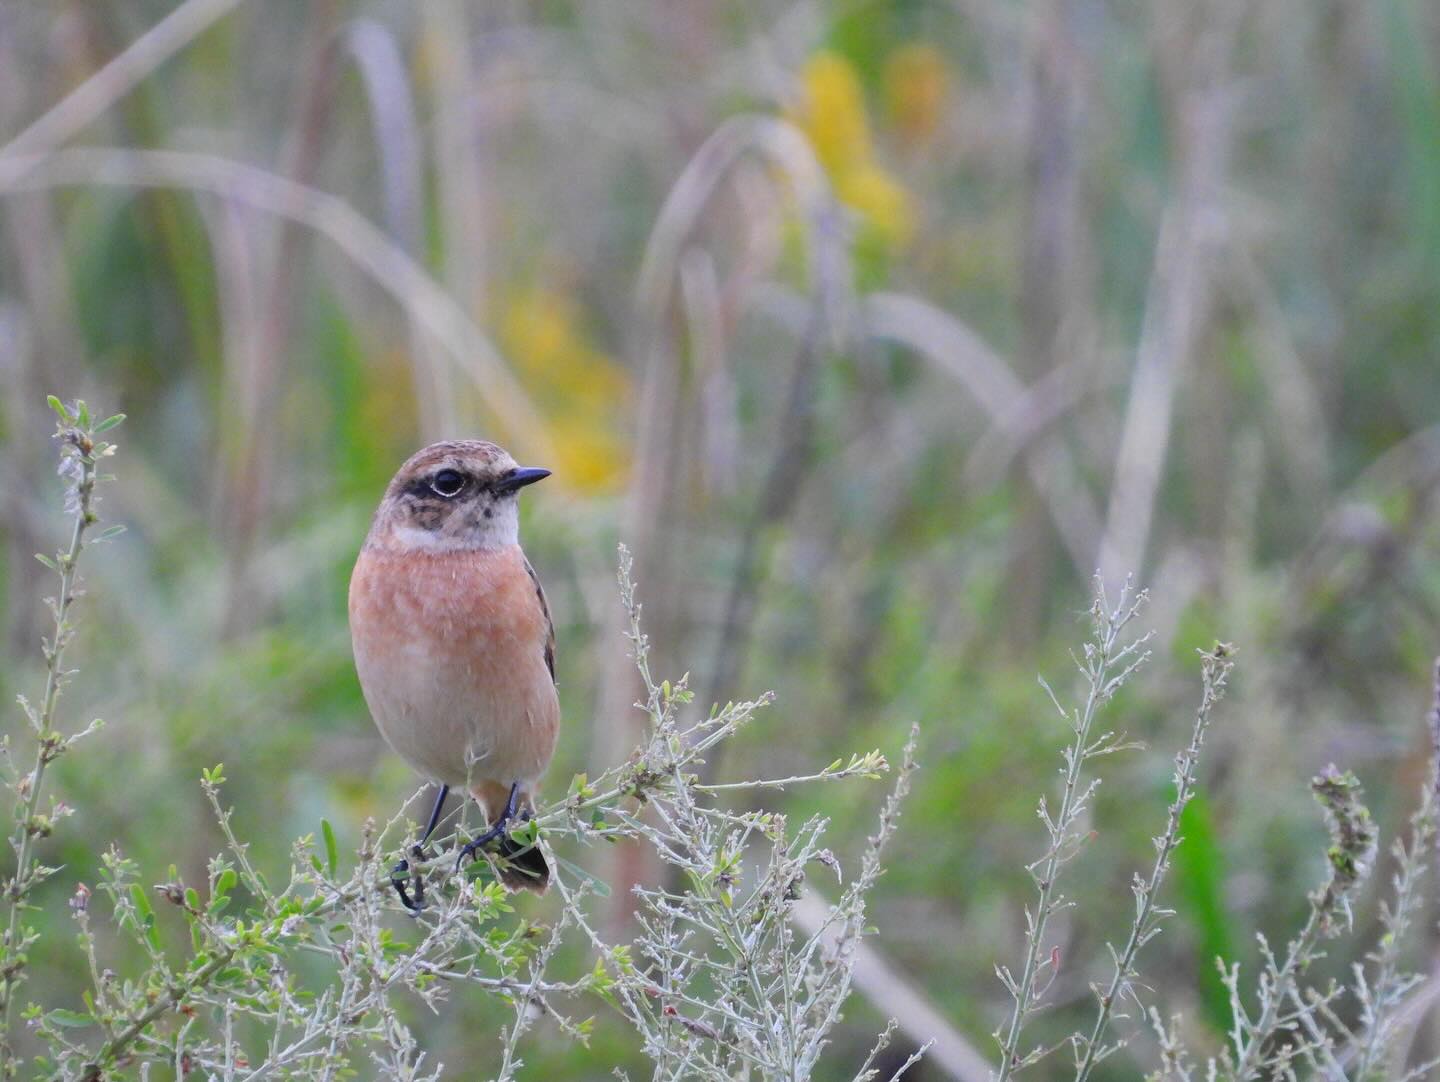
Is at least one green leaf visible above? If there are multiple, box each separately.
[553,855,611,897]
[321,819,338,877]
[130,884,160,949]
[1174,792,1234,1035]
[95,525,127,543]
[45,1009,93,1029]
[94,413,126,434]
[129,882,153,922]
[46,396,71,423]
[34,554,57,570]
[508,819,539,846]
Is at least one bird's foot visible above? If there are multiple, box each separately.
[455,782,522,871]
[388,783,452,912]
[455,820,509,870]
[391,843,430,912]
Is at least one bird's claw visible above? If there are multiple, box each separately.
[455,781,525,874]
[455,822,507,871]
[391,844,428,912]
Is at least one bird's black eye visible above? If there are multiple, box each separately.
[429,469,466,498]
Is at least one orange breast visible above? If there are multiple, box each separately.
[348,544,559,791]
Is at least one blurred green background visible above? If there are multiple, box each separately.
[2,0,1439,1077]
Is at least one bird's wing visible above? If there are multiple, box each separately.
[524,554,557,684]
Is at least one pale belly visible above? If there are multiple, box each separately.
[349,545,559,791]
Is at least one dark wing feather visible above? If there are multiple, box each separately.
[523,555,556,683]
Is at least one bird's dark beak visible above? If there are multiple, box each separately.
[497,467,551,494]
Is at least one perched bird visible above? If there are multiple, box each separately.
[349,440,557,904]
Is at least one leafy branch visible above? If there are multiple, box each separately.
[0,399,123,1078]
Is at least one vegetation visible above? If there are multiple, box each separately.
[1,2,1439,1079]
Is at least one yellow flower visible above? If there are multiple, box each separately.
[497,286,631,491]
[883,43,949,148]
[791,51,872,176]
[838,162,916,252]
[788,50,917,259]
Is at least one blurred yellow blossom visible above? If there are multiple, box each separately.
[837,162,916,251]
[497,285,631,491]
[789,50,916,261]
[883,43,949,148]
[791,52,872,175]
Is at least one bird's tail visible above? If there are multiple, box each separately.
[495,834,549,893]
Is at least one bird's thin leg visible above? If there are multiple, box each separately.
[418,784,450,849]
[456,782,520,869]
[391,784,450,912]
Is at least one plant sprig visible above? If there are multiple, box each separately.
[994,576,1152,1080]
[0,398,123,1078]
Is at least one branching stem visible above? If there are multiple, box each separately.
[1073,646,1232,1081]
[995,582,1149,1082]
[1,433,99,1075]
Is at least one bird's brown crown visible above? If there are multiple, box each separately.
[365,440,549,553]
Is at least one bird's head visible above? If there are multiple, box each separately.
[367,440,550,553]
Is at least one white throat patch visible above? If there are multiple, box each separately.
[390,499,520,553]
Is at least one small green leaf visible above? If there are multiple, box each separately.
[509,819,539,846]
[46,1009,93,1029]
[129,882,153,921]
[94,413,126,434]
[75,401,90,428]
[46,396,71,423]
[95,525,126,542]
[34,554,57,570]
[129,883,160,950]
[321,819,338,877]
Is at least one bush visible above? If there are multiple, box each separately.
[5,401,1436,1080]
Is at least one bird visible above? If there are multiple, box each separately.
[348,440,558,905]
